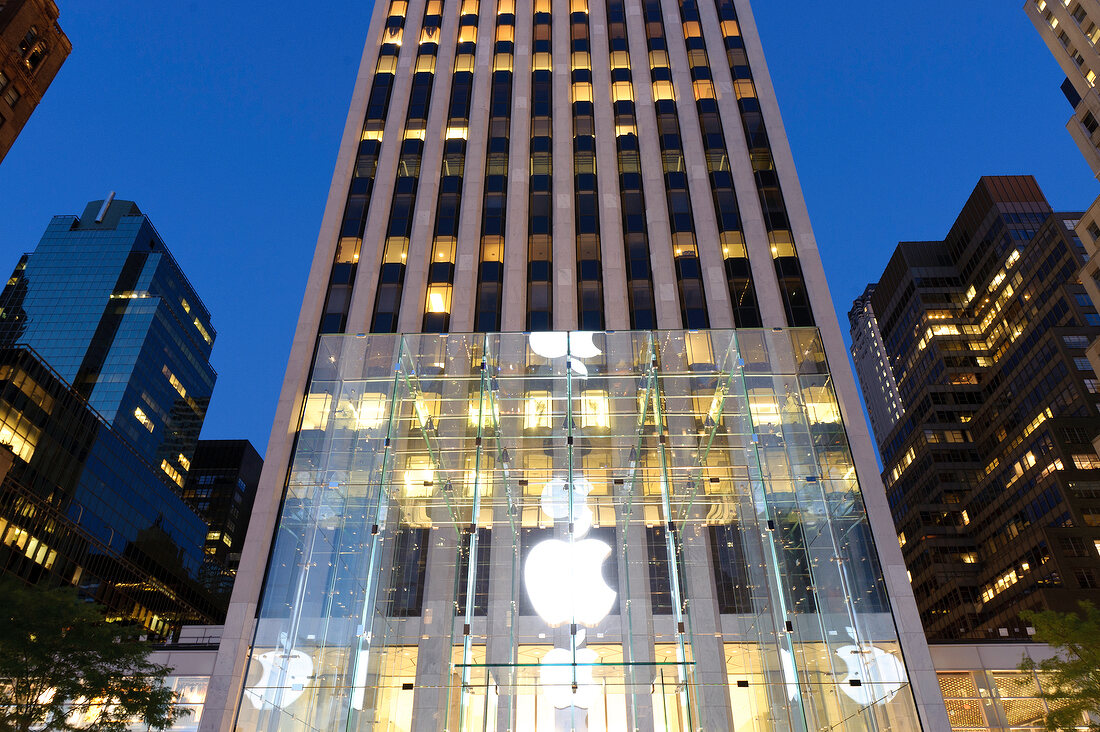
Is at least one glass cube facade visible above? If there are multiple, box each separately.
[239,329,921,731]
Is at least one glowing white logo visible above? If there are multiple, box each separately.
[835,628,907,706]
[540,476,594,537]
[525,538,617,627]
[244,650,314,710]
[540,645,601,709]
[528,331,602,376]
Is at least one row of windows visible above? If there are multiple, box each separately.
[606,0,657,330]
[676,0,761,328]
[474,10,518,332]
[320,0,411,334]
[713,0,813,327]
[526,8,554,331]
[325,0,815,337]
[422,2,481,333]
[571,2,606,331]
[372,3,446,334]
[641,0,709,329]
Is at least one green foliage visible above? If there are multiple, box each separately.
[0,578,188,731]
[1020,601,1100,731]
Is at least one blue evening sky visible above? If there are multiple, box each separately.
[0,1,1093,455]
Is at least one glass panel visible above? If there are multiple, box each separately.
[236,330,922,731]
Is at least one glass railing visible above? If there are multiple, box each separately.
[236,329,922,731]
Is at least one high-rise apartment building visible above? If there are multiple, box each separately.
[849,285,904,445]
[860,176,1100,642]
[1027,0,1100,462]
[0,0,69,164]
[0,197,217,487]
[1026,0,1100,179]
[201,1,948,729]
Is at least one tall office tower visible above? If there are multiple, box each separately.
[182,439,263,575]
[862,176,1100,642]
[0,0,69,164]
[202,1,948,730]
[0,197,217,486]
[0,345,226,635]
[849,285,904,445]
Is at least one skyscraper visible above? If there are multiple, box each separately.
[0,197,217,486]
[182,439,263,576]
[0,0,69,164]
[856,176,1100,642]
[202,1,948,729]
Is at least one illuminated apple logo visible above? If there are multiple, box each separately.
[540,646,601,709]
[529,331,602,377]
[835,627,907,706]
[244,650,314,710]
[540,476,594,537]
[525,538,617,627]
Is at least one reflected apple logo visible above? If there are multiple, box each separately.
[244,650,314,710]
[540,646,601,709]
[525,538,617,627]
[835,628,907,706]
[528,332,602,377]
[540,476,594,537]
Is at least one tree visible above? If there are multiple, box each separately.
[1020,601,1100,731]
[0,578,188,731]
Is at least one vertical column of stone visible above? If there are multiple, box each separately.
[622,2,681,330]
[658,0,734,329]
[450,1,500,333]
[692,0,784,326]
[552,0,578,331]
[655,350,734,729]
[588,0,630,332]
[501,3,534,333]
[346,0,431,333]
[398,7,462,333]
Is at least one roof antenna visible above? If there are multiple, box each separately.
[95,191,116,223]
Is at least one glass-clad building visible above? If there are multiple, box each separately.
[0,197,216,487]
[0,346,226,634]
[202,0,949,729]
